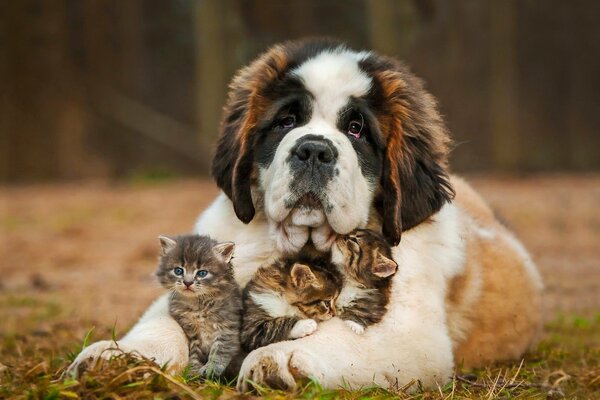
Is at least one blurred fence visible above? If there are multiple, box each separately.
[1,0,599,182]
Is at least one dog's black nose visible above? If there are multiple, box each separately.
[294,139,335,164]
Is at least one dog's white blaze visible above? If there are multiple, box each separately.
[292,50,372,122]
[249,291,299,318]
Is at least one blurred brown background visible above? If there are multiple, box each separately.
[1,0,599,183]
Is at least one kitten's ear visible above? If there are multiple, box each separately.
[158,235,177,255]
[372,251,398,278]
[213,242,235,264]
[290,263,318,289]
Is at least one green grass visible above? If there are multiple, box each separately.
[1,302,598,399]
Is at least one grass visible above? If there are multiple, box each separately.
[1,178,598,399]
[0,298,598,400]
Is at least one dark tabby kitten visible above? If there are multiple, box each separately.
[241,255,342,352]
[331,229,398,334]
[156,234,241,378]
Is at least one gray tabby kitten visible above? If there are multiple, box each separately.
[155,234,241,378]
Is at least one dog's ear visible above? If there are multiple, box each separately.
[371,61,455,246]
[211,81,256,224]
[211,45,289,224]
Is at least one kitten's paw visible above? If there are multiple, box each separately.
[289,319,318,339]
[198,362,225,379]
[188,360,205,376]
[344,320,365,334]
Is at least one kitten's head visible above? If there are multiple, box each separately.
[331,229,398,282]
[155,234,235,298]
[285,263,339,321]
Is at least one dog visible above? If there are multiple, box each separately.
[68,39,543,391]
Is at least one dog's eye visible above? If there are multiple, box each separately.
[278,115,296,130]
[347,115,364,139]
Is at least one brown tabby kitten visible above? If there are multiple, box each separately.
[331,229,398,334]
[156,234,242,378]
[241,254,342,352]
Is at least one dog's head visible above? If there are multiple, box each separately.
[212,39,454,252]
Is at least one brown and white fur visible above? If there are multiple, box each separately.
[332,229,398,334]
[241,257,341,352]
[68,40,543,392]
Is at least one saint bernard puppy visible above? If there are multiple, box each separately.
[68,39,543,391]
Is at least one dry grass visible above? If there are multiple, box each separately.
[1,175,599,399]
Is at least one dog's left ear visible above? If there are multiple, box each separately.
[211,44,289,224]
[371,60,455,246]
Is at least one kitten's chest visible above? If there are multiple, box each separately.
[171,303,230,343]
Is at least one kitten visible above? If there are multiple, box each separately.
[331,229,398,334]
[155,234,242,378]
[241,254,342,352]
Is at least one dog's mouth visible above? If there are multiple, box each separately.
[290,192,326,228]
[295,192,322,210]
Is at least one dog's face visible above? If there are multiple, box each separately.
[212,40,454,253]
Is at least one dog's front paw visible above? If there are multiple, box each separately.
[289,319,317,339]
[236,346,319,392]
[344,320,365,334]
[65,340,126,377]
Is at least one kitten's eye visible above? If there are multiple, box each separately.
[196,270,208,278]
[173,267,184,276]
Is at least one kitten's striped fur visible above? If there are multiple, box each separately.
[332,229,398,332]
[156,234,242,378]
[241,254,342,352]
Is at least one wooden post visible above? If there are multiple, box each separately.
[194,0,229,173]
[366,0,417,57]
[490,0,520,171]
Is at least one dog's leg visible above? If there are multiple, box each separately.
[67,294,189,376]
[236,315,454,392]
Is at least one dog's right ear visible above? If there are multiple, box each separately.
[211,44,289,224]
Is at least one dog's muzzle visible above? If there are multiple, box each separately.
[288,135,338,201]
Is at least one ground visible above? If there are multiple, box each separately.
[0,175,599,399]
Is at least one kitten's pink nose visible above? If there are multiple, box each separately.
[183,280,194,288]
